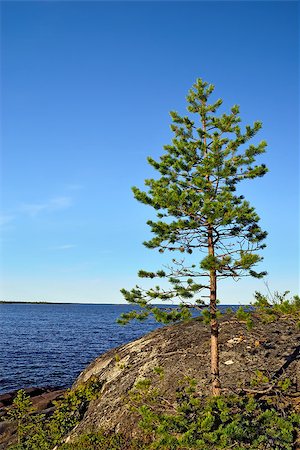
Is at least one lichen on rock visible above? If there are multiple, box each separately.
[69,316,300,440]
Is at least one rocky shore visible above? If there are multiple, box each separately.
[70,315,300,440]
[1,315,299,448]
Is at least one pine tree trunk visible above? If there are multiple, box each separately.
[210,268,221,396]
[208,225,221,396]
[203,102,221,396]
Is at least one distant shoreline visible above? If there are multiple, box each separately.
[0,301,74,304]
[0,301,245,306]
[0,301,136,305]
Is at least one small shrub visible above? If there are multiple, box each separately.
[131,378,300,449]
[58,431,148,450]
[235,306,253,329]
[253,290,300,325]
[7,377,104,450]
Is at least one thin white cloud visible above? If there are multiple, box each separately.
[49,197,72,209]
[51,244,76,250]
[0,214,15,226]
[20,196,72,217]
[20,203,47,216]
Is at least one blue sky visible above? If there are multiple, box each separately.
[1,1,299,304]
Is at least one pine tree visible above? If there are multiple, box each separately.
[120,79,268,396]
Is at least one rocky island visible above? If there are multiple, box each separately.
[1,313,299,449]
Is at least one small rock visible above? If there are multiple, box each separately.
[224,360,234,365]
[227,336,244,345]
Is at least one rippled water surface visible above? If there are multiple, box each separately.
[0,303,163,394]
[0,303,238,394]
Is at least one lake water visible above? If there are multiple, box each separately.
[0,303,235,394]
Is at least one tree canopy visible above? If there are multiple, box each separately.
[119,78,268,394]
